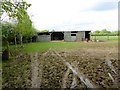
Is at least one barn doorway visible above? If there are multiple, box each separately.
[85,31,91,40]
[51,32,64,41]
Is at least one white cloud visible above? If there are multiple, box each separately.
[26,0,118,31]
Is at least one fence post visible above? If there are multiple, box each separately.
[107,35,109,40]
[94,36,96,42]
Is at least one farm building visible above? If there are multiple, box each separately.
[37,30,91,42]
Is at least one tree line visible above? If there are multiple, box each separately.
[1,0,38,47]
[90,29,119,36]
[1,22,37,46]
[1,0,38,60]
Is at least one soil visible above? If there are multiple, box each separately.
[2,43,119,88]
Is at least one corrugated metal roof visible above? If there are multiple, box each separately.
[49,30,91,32]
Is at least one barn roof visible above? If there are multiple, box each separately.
[49,30,91,33]
[37,30,91,35]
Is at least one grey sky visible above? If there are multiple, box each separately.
[25,0,119,31]
[87,2,117,11]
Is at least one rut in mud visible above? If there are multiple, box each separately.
[30,53,42,88]
[2,48,119,88]
[41,48,118,88]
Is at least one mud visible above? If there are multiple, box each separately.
[2,47,119,88]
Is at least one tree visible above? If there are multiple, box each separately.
[94,30,100,34]
[111,31,118,36]
[100,29,111,35]
[1,0,32,60]
[1,22,17,60]
[1,0,32,46]
[40,30,49,32]
[23,27,37,43]
[16,12,32,45]
[2,22,16,45]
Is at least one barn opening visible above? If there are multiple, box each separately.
[51,32,64,40]
[85,31,91,40]
[71,34,76,36]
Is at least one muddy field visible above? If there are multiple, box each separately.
[2,42,119,88]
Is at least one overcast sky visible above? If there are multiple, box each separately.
[26,0,118,31]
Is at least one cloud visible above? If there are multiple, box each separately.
[26,0,118,31]
[90,2,118,11]
[84,2,118,11]
[44,22,93,31]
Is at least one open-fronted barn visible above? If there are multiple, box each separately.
[37,30,91,42]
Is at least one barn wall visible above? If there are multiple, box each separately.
[71,36,76,41]
[37,35,51,41]
[64,31,85,41]
[64,32,71,41]
[76,31,85,41]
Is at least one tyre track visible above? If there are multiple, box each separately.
[30,53,41,88]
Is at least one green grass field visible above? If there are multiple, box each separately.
[9,40,118,54]
[91,36,119,40]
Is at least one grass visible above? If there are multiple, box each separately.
[91,36,119,40]
[10,42,79,53]
[9,40,118,54]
